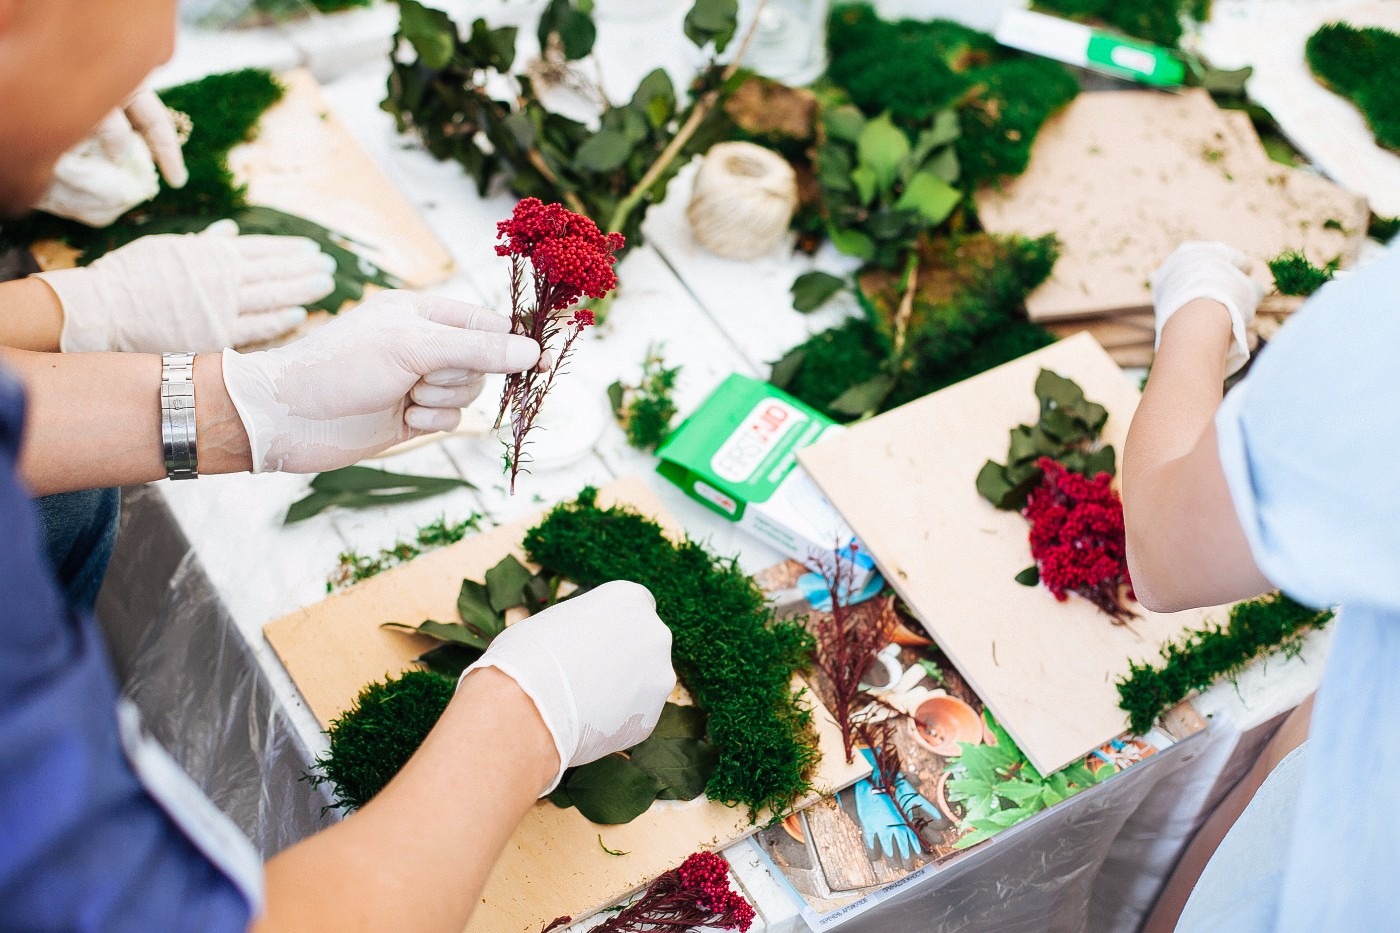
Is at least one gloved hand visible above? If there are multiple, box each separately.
[851,746,941,861]
[460,581,676,794]
[222,290,541,473]
[35,220,336,353]
[1151,241,1265,376]
[33,89,189,226]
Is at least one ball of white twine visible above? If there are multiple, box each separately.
[687,142,798,260]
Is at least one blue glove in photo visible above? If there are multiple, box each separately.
[849,746,941,861]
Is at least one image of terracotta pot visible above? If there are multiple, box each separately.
[912,694,983,757]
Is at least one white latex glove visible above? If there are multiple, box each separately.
[460,581,676,794]
[222,290,541,473]
[33,90,189,226]
[1151,241,1265,376]
[35,220,336,353]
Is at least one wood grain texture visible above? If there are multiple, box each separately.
[798,335,1228,775]
[264,475,868,933]
[975,89,1368,322]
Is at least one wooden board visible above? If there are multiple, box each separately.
[975,89,1369,322]
[33,69,453,290]
[264,476,868,933]
[798,334,1225,775]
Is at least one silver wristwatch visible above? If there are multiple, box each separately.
[160,352,199,480]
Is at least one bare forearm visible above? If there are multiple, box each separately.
[0,348,251,495]
[255,668,557,933]
[1123,300,1270,609]
[0,277,64,351]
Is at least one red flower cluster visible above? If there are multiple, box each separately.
[558,850,754,933]
[496,197,624,311]
[1024,457,1135,623]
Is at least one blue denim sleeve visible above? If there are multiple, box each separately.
[0,372,253,933]
[1215,243,1400,611]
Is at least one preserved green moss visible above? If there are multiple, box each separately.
[523,489,819,818]
[1033,0,1209,48]
[310,670,455,811]
[1307,23,1400,153]
[1117,594,1333,735]
[1267,251,1335,297]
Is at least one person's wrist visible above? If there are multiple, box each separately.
[193,352,253,474]
[453,667,561,796]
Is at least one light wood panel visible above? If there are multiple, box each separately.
[799,335,1227,775]
[265,475,868,933]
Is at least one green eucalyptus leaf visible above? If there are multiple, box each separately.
[926,146,961,184]
[457,579,505,638]
[523,570,558,613]
[790,271,845,313]
[462,19,517,71]
[855,113,910,193]
[975,461,1012,508]
[1082,445,1116,478]
[284,491,342,524]
[824,106,865,144]
[382,618,494,651]
[651,702,708,741]
[485,555,533,613]
[1015,565,1040,587]
[1035,369,1085,411]
[503,110,536,149]
[574,129,633,172]
[768,347,807,389]
[1080,401,1109,435]
[631,69,676,129]
[557,8,597,59]
[1040,408,1075,442]
[398,0,456,70]
[607,380,626,417]
[1008,426,1040,464]
[565,755,664,824]
[683,0,739,53]
[415,642,482,677]
[828,372,894,417]
[827,225,876,260]
[629,737,718,800]
[547,782,575,808]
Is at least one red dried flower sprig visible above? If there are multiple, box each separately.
[1023,457,1135,624]
[494,198,623,493]
[541,851,755,933]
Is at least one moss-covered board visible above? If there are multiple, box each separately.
[31,69,452,299]
[799,334,1230,775]
[263,476,868,933]
[975,89,1367,322]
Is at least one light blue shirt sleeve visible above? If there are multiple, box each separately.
[1215,243,1400,611]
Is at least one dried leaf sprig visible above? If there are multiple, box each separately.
[808,546,894,763]
[493,198,623,493]
[542,851,755,933]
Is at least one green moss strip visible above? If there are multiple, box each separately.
[1267,251,1335,298]
[1117,593,1334,735]
[1307,22,1400,153]
[523,489,819,818]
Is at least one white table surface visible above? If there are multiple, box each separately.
[125,6,1336,931]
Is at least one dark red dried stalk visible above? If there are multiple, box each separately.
[808,546,894,763]
[852,715,937,856]
[541,851,755,933]
[493,198,623,494]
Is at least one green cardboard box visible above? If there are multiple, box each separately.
[657,374,876,585]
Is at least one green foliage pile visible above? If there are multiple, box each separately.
[1267,251,1335,298]
[523,488,819,818]
[975,370,1115,511]
[1032,0,1209,48]
[0,70,393,313]
[328,514,481,591]
[826,5,1079,187]
[1306,22,1400,153]
[311,670,455,811]
[382,0,738,251]
[1117,593,1334,734]
[771,233,1058,420]
[608,350,682,451]
[945,710,1112,849]
[1371,214,1400,242]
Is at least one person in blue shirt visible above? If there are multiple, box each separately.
[1125,239,1400,930]
[0,2,678,930]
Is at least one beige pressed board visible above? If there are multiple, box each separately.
[264,476,868,933]
[34,69,454,291]
[975,89,1368,322]
[798,334,1226,775]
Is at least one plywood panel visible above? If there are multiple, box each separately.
[976,89,1368,322]
[265,476,868,933]
[799,334,1226,775]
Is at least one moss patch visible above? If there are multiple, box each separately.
[1268,251,1335,297]
[1307,22,1400,153]
[523,489,819,818]
[311,670,455,811]
[1032,0,1208,48]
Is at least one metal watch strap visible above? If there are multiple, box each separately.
[160,352,199,480]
